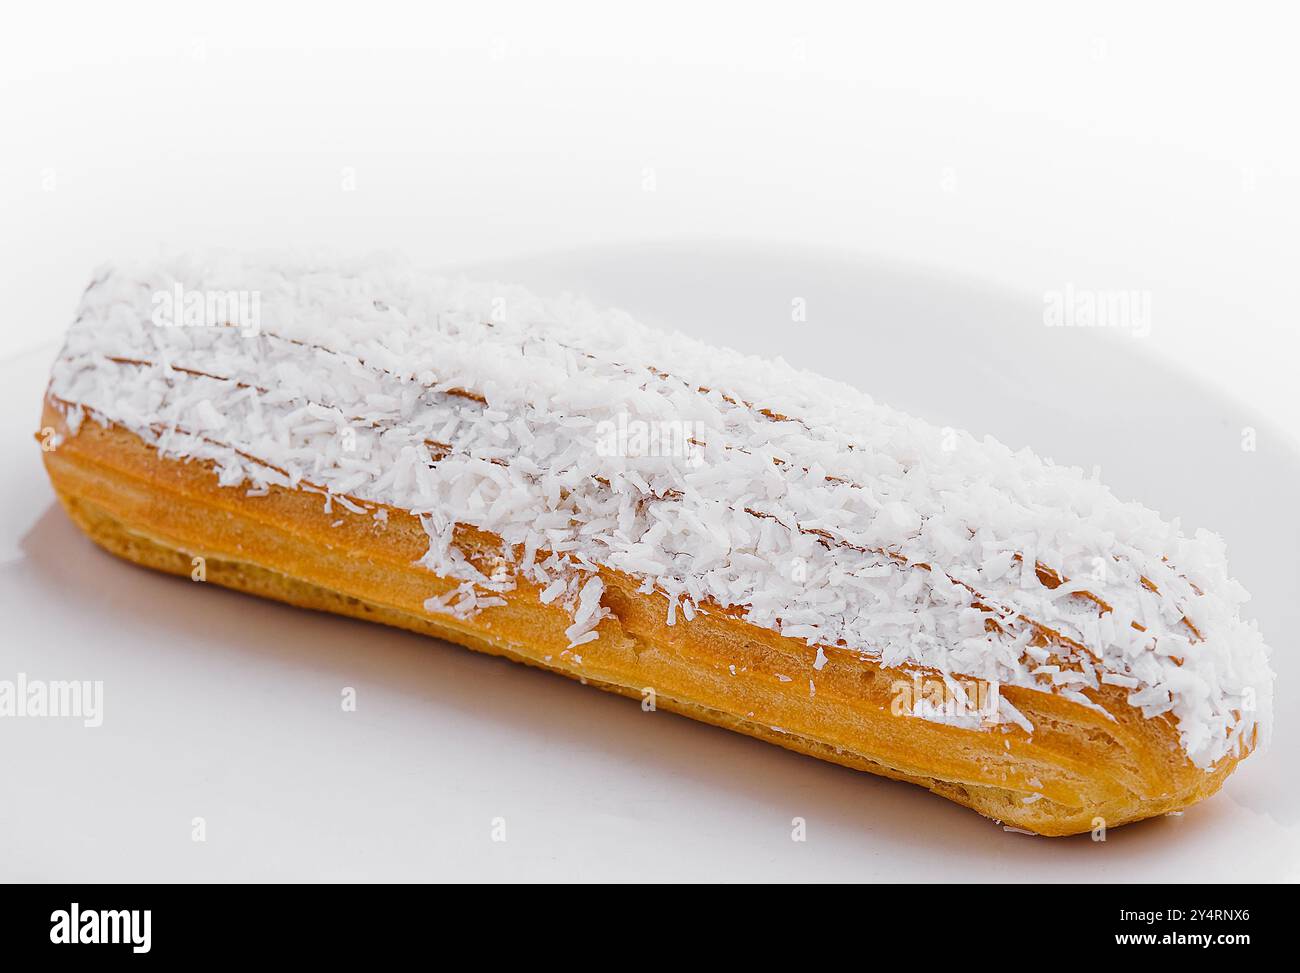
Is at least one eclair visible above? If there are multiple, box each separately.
[38,253,1274,836]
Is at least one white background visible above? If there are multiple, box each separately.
[2,2,1296,881]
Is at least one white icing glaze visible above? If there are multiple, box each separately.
[47,252,1273,767]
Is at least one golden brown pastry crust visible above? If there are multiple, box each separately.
[38,399,1244,836]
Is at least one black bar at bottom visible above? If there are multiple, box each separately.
[0,882,1284,959]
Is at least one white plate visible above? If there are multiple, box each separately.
[2,243,1295,881]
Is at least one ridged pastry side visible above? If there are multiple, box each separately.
[39,400,1244,836]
